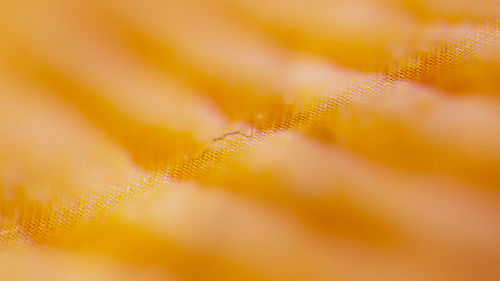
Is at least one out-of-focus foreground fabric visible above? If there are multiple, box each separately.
[0,0,499,280]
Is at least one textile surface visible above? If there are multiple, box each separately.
[0,0,499,280]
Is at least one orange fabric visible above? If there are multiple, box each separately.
[0,0,499,280]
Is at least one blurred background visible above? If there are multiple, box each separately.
[0,0,499,280]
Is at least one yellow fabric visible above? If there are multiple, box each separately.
[0,0,499,280]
